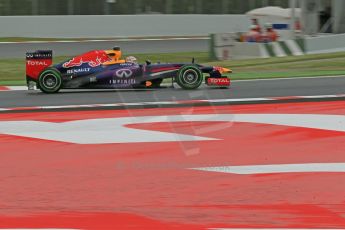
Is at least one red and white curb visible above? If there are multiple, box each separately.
[0,86,27,91]
[0,94,344,112]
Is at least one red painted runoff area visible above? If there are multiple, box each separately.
[0,101,345,229]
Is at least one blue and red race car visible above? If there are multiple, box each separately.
[26,47,232,93]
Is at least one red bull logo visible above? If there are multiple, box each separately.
[63,50,110,68]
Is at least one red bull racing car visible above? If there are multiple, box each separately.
[26,47,232,93]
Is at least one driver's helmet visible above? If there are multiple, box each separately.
[125,56,138,64]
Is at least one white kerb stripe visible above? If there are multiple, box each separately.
[271,42,286,57]
[259,44,270,58]
[285,40,304,56]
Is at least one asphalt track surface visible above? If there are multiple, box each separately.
[0,38,208,59]
[0,76,344,108]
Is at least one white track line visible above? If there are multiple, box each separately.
[193,163,345,175]
[200,98,274,102]
[210,228,341,230]
[299,94,345,98]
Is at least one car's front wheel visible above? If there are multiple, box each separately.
[176,65,203,90]
[38,68,62,94]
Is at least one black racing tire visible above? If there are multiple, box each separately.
[176,65,203,90]
[38,68,62,94]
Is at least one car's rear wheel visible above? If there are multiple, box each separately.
[176,65,203,90]
[38,68,62,94]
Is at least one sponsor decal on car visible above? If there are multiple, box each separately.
[115,69,133,78]
[110,79,136,85]
[26,51,52,59]
[89,76,97,83]
[119,63,134,67]
[207,78,230,86]
[26,60,49,66]
[63,50,110,68]
[66,68,91,74]
[26,50,53,80]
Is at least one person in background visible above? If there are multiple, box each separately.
[245,25,260,42]
[251,18,262,33]
[263,23,278,42]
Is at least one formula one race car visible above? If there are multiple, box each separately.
[26,47,232,93]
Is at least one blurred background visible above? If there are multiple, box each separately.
[0,0,344,86]
[0,0,343,57]
[1,0,294,15]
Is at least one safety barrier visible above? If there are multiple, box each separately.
[304,33,345,54]
[211,32,345,60]
[0,15,249,38]
[210,32,305,60]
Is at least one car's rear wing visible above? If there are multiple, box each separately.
[26,50,53,89]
